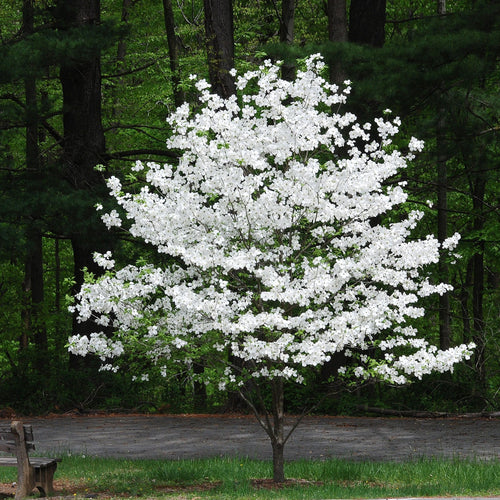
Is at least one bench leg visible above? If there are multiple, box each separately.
[34,463,58,496]
[15,465,35,500]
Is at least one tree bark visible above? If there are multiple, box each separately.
[57,0,108,343]
[112,0,133,120]
[437,112,451,351]
[437,0,446,15]
[58,0,106,186]
[436,0,451,351]
[279,0,296,81]
[348,0,386,47]
[20,230,46,364]
[471,172,486,386]
[327,0,348,84]
[117,0,132,62]
[203,0,235,98]
[21,0,48,368]
[459,258,473,342]
[163,0,185,106]
[271,377,285,483]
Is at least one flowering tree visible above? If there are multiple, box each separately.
[69,56,474,482]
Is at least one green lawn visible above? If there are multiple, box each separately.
[1,455,499,499]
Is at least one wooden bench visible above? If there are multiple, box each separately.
[0,421,61,499]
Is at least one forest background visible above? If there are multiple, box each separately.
[0,0,499,416]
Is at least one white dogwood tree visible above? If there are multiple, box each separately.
[69,55,474,482]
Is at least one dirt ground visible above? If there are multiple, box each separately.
[3,413,499,461]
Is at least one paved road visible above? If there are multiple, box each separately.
[7,414,500,462]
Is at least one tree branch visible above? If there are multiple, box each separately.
[0,92,63,142]
[106,149,179,160]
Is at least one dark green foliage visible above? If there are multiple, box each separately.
[0,22,123,84]
[0,0,499,416]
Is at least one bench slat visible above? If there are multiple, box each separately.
[23,426,34,442]
[0,425,35,451]
[29,457,60,467]
[0,456,59,469]
[0,441,35,452]
[0,457,18,466]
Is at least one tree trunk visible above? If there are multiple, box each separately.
[117,0,132,62]
[21,0,48,369]
[28,230,47,367]
[70,237,108,334]
[203,0,235,98]
[472,248,485,384]
[112,0,133,119]
[163,0,185,106]
[193,362,207,411]
[471,172,487,386]
[53,236,64,350]
[58,0,105,187]
[57,0,108,343]
[348,0,386,47]
[271,377,285,483]
[436,0,451,351]
[327,0,348,84]
[69,237,112,370]
[459,258,473,342]
[437,112,451,350]
[279,0,296,81]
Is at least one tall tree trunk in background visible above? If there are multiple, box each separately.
[21,0,48,370]
[23,230,47,367]
[348,0,386,47]
[279,0,295,81]
[163,0,185,106]
[436,0,451,351]
[53,237,63,350]
[471,168,487,386]
[58,0,105,184]
[437,110,451,350]
[117,0,132,63]
[459,259,474,343]
[203,0,235,98]
[58,0,105,191]
[57,0,108,346]
[112,0,132,119]
[327,0,348,84]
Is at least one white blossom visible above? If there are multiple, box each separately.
[408,136,425,152]
[93,251,115,270]
[101,209,121,229]
[442,232,461,250]
[69,55,473,390]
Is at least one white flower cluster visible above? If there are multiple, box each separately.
[68,332,124,361]
[93,251,115,270]
[70,55,474,386]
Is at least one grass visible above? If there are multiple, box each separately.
[1,455,499,499]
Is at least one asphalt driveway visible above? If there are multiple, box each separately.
[9,413,499,462]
